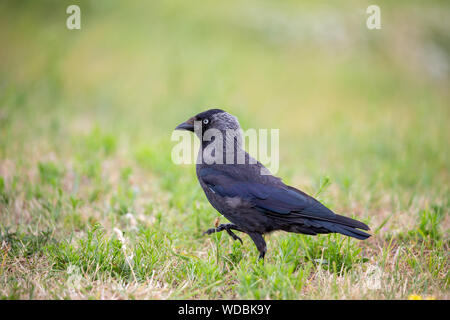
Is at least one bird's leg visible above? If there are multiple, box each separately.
[224,228,243,244]
[204,223,244,244]
[248,232,267,260]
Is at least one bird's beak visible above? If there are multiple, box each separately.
[175,117,195,132]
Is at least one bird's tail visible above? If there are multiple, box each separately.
[283,213,371,240]
[330,213,371,239]
[315,213,371,240]
[320,219,371,240]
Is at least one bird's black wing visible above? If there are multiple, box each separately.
[199,167,334,219]
[199,166,370,236]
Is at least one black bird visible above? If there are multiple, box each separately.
[175,109,370,259]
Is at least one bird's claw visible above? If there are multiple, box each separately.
[203,228,216,235]
[203,225,243,244]
[226,230,243,244]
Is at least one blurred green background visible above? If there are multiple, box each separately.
[1,0,448,200]
[0,0,449,299]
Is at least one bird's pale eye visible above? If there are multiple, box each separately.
[203,119,209,125]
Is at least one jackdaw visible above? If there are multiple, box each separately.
[175,109,370,259]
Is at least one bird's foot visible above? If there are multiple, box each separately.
[203,224,243,244]
[203,227,218,235]
[225,229,243,244]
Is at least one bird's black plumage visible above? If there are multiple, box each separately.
[175,109,370,259]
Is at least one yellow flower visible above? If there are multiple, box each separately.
[425,296,436,300]
[408,294,422,300]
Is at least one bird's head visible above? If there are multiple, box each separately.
[175,109,241,139]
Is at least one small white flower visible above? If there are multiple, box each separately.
[66,264,82,290]
[113,227,137,282]
[113,228,125,244]
[364,265,382,290]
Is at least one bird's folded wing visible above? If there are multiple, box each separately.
[199,167,336,220]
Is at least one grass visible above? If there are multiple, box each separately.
[0,0,449,299]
